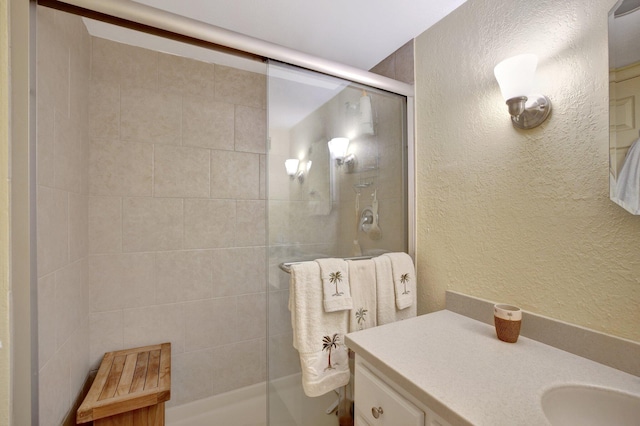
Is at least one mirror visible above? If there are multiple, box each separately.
[609,0,640,214]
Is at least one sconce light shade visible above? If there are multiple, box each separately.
[285,159,299,178]
[494,54,551,129]
[328,137,350,159]
[494,54,537,102]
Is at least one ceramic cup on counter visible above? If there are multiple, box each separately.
[494,304,522,343]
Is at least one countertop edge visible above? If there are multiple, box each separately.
[345,309,640,426]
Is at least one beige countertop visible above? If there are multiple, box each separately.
[345,310,640,425]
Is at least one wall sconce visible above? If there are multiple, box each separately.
[494,54,551,129]
[284,159,311,184]
[285,159,299,180]
[328,137,356,172]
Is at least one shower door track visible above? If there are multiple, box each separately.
[36,0,414,98]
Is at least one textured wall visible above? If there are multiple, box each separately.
[415,0,640,342]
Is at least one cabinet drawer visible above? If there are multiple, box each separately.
[355,365,424,426]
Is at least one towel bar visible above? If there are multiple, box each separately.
[278,256,374,274]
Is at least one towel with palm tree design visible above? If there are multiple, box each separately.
[383,252,416,310]
[289,261,350,397]
[347,258,377,332]
[316,258,353,312]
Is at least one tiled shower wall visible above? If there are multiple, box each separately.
[87,38,268,406]
[37,6,270,420]
[36,8,91,425]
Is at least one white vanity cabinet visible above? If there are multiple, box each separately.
[354,358,451,426]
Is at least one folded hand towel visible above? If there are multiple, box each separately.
[289,261,350,397]
[384,252,416,310]
[316,258,353,312]
[373,254,417,325]
[347,259,377,332]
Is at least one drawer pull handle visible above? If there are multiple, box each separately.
[371,406,384,419]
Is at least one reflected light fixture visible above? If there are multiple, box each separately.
[285,158,311,184]
[285,159,299,179]
[328,137,356,171]
[494,54,551,129]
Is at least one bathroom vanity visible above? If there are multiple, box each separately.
[345,310,640,425]
[353,357,451,425]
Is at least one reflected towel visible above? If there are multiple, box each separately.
[316,258,353,312]
[289,261,350,397]
[614,138,640,214]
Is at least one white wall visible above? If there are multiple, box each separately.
[415,0,640,342]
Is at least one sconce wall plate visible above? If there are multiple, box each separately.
[509,94,551,129]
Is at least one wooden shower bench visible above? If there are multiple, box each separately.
[77,343,171,426]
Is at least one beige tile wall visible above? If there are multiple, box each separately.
[88,37,268,407]
[36,7,91,426]
[370,40,414,85]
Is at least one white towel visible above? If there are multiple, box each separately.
[316,258,353,312]
[614,138,640,214]
[289,261,350,397]
[347,259,377,332]
[373,254,417,325]
[384,252,416,310]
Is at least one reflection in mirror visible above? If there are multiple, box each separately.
[609,0,640,214]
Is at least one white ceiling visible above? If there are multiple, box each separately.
[86,0,468,71]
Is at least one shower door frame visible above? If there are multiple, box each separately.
[17,0,416,423]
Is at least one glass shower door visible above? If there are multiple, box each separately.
[266,60,408,425]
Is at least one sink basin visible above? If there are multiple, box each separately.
[542,385,640,426]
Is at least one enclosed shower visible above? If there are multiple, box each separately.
[267,62,409,425]
[33,2,410,425]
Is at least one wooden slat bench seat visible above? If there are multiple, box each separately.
[77,343,171,426]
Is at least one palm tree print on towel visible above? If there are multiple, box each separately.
[322,333,340,370]
[355,308,368,330]
[329,271,344,296]
[400,273,410,295]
